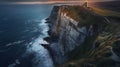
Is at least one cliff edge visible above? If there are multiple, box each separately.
[45,5,120,67]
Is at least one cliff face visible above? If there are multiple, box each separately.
[46,5,120,67]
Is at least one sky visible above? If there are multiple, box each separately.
[0,0,118,2]
[0,0,118,4]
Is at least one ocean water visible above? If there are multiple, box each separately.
[0,4,53,67]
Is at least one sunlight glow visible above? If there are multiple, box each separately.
[4,1,85,5]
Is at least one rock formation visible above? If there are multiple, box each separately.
[45,5,120,67]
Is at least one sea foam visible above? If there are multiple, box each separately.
[24,18,53,67]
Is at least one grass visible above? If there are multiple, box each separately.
[91,7,120,17]
[58,5,120,67]
[67,36,97,60]
[61,5,106,27]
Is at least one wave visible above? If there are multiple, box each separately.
[8,18,53,67]
[8,59,20,67]
[39,19,49,35]
[5,40,25,47]
[0,40,24,53]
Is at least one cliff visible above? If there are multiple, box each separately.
[45,5,120,67]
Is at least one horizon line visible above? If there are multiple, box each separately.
[0,0,116,5]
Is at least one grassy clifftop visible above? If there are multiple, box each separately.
[57,5,120,67]
[91,7,120,18]
[60,5,106,27]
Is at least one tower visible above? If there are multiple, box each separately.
[82,2,88,7]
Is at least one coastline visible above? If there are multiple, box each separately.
[42,18,58,66]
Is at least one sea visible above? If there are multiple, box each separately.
[0,4,54,67]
